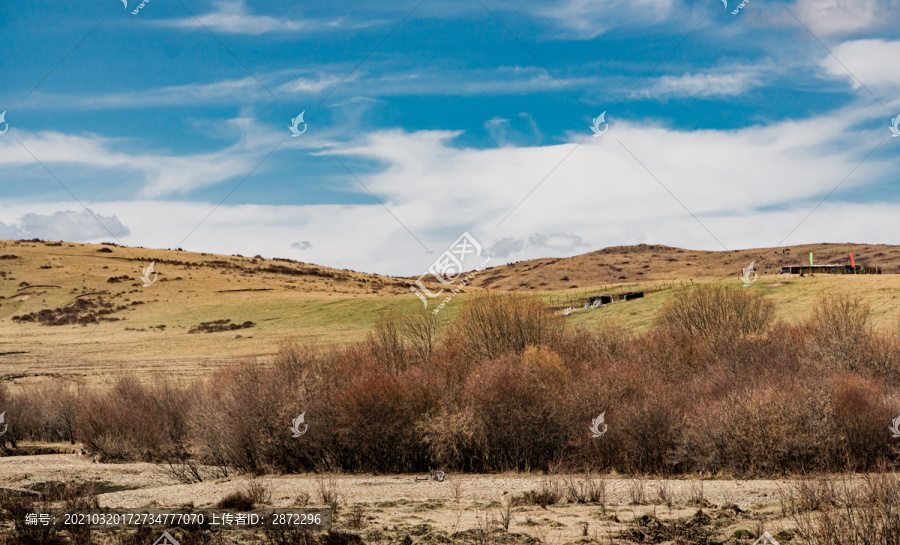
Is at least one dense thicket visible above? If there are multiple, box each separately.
[7,287,900,476]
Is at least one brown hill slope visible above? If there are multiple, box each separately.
[468,243,900,291]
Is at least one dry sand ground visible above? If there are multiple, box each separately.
[0,451,816,543]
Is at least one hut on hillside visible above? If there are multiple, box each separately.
[779,264,879,275]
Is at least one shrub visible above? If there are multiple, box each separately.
[76,377,190,462]
[215,490,256,511]
[365,311,409,373]
[655,285,775,344]
[511,479,563,508]
[784,474,900,544]
[333,369,435,472]
[463,356,570,471]
[446,292,565,362]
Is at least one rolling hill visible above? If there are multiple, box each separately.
[2,238,899,389]
[465,242,900,290]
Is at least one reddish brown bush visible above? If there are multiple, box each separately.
[446,292,565,362]
[655,285,775,345]
[333,368,436,472]
[9,286,900,476]
[76,376,190,462]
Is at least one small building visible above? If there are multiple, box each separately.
[779,264,871,275]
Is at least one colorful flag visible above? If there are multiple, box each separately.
[809,252,814,265]
[850,252,855,268]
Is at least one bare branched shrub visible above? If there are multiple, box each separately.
[333,369,435,472]
[784,474,900,545]
[655,480,674,508]
[564,474,605,504]
[402,311,440,363]
[511,479,563,509]
[497,499,512,531]
[628,477,647,505]
[366,311,409,373]
[318,475,342,512]
[655,285,775,344]
[686,381,837,476]
[77,376,190,462]
[806,295,872,369]
[344,505,368,530]
[416,406,484,471]
[14,279,900,478]
[805,295,900,378]
[447,292,565,362]
[246,480,272,505]
[688,480,708,507]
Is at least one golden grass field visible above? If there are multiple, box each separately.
[2,238,900,389]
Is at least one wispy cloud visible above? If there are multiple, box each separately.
[159,0,375,35]
[0,116,283,198]
[633,64,770,99]
[533,0,680,39]
[18,66,592,110]
[790,0,900,38]
[5,100,898,274]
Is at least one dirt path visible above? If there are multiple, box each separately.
[0,453,822,543]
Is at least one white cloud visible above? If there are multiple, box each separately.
[3,102,900,276]
[634,65,767,99]
[291,241,312,250]
[484,113,544,147]
[820,39,900,95]
[529,232,589,252]
[278,74,346,94]
[0,116,284,198]
[488,237,524,258]
[0,209,129,241]
[535,0,679,39]
[790,0,900,38]
[20,65,593,111]
[161,0,322,35]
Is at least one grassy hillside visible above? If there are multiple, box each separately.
[2,238,899,388]
[468,242,900,290]
[0,239,428,387]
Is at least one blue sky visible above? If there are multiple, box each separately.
[1,0,899,275]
